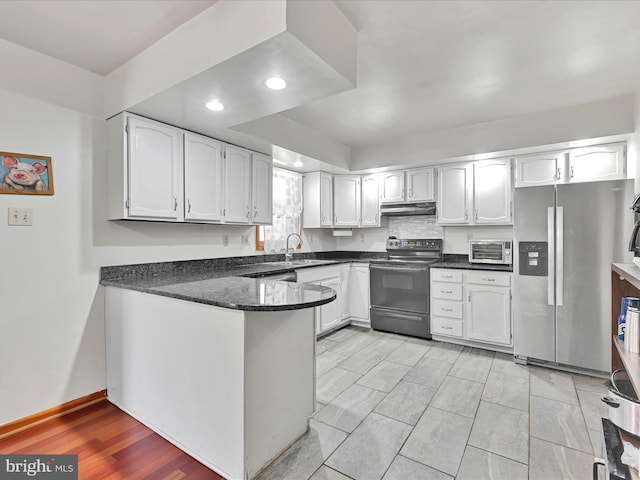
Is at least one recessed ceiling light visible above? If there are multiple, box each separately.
[293,160,304,168]
[205,100,224,111]
[266,77,287,90]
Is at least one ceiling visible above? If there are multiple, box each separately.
[0,0,639,165]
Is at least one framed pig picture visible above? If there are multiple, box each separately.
[0,151,54,195]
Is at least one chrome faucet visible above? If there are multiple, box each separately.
[285,233,302,262]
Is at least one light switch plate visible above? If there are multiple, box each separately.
[8,207,33,226]
[223,234,229,246]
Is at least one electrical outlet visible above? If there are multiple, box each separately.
[8,207,33,226]
[242,233,250,245]
[223,234,229,246]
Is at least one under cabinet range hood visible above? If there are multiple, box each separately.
[380,201,436,216]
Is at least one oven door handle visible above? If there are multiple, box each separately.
[370,264,428,273]
[372,309,425,322]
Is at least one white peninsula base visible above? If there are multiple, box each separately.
[105,287,316,480]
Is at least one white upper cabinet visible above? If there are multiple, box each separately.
[437,163,473,224]
[473,159,512,224]
[568,144,625,183]
[251,153,273,225]
[515,143,625,187]
[223,145,252,224]
[184,132,223,223]
[380,171,405,203]
[438,160,512,225]
[514,152,563,187]
[406,167,435,202]
[360,173,380,227]
[333,175,361,227]
[380,168,435,203]
[108,112,269,225]
[303,171,333,228]
[127,116,182,220]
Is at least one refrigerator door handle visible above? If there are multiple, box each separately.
[556,206,564,306]
[548,207,555,306]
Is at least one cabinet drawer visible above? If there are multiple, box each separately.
[466,271,511,287]
[431,316,463,338]
[431,269,463,283]
[431,282,463,301]
[431,299,463,319]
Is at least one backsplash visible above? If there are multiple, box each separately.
[388,216,443,239]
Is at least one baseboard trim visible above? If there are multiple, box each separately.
[0,390,107,439]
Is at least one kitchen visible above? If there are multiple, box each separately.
[1,1,640,479]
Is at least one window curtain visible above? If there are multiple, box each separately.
[263,167,303,253]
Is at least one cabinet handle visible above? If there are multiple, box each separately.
[570,166,574,178]
[246,207,250,218]
[475,210,478,221]
[442,290,453,294]
[254,210,258,217]
[375,213,379,223]
[401,189,405,198]
[443,275,453,279]
[464,211,468,222]
[442,326,453,330]
[335,215,338,223]
[173,197,177,210]
[442,308,453,312]
[187,199,191,213]
[223,208,226,217]
[482,278,496,282]
[556,167,561,179]
[409,188,413,198]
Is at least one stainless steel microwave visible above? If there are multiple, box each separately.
[469,240,512,264]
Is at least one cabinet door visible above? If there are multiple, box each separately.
[466,285,511,345]
[380,171,405,204]
[127,116,181,219]
[340,266,351,321]
[319,277,342,333]
[320,173,333,227]
[183,133,223,222]
[360,174,380,227]
[406,167,435,202]
[223,145,252,223]
[568,144,625,183]
[474,159,512,224]
[437,164,472,224]
[333,175,361,227]
[251,153,273,224]
[349,265,370,322]
[514,153,563,187]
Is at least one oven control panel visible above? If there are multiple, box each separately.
[386,238,442,250]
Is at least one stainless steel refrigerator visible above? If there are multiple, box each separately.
[513,179,633,374]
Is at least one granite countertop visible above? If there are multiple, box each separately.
[100,252,384,311]
[431,254,514,272]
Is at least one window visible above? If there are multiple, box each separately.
[255,167,302,252]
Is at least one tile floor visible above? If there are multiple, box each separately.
[257,326,609,480]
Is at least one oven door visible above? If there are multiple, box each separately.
[369,262,430,313]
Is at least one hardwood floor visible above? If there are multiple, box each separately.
[0,400,224,479]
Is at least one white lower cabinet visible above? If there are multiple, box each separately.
[297,263,370,335]
[430,268,512,350]
[296,265,344,336]
[349,263,370,326]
